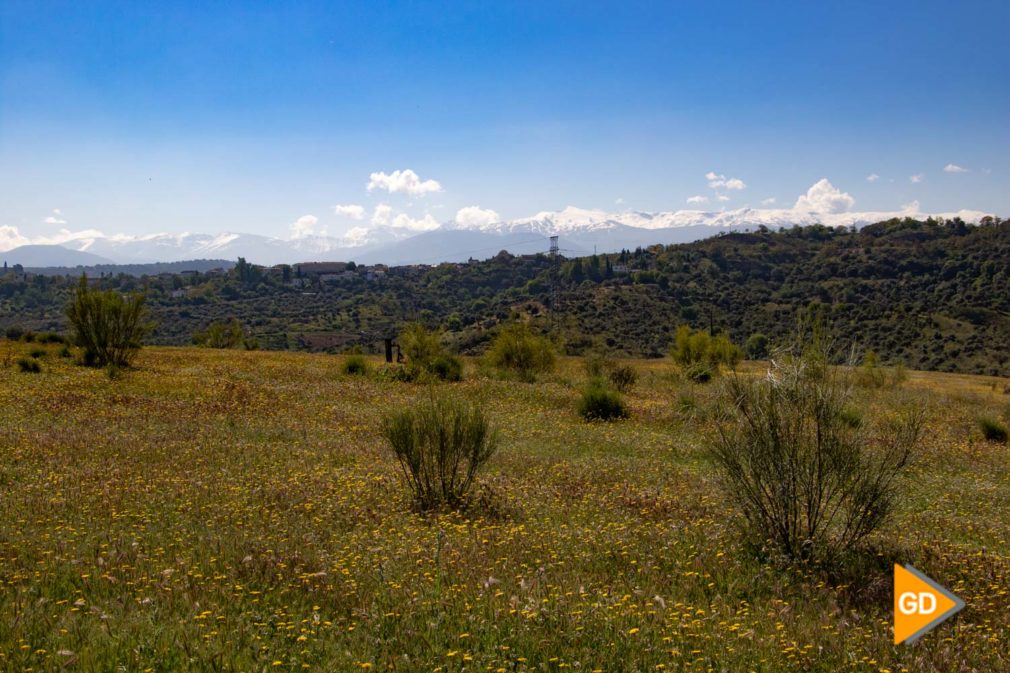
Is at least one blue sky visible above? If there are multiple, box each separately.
[1,0,1008,244]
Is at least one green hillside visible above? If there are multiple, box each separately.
[1,216,1008,375]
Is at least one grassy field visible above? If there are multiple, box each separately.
[1,344,1009,672]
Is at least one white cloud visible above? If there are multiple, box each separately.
[716,194,731,203]
[367,169,442,196]
[910,174,924,183]
[866,173,880,182]
[686,195,708,205]
[334,204,365,219]
[615,197,625,205]
[793,178,855,214]
[761,197,777,206]
[342,226,371,246]
[943,163,968,173]
[391,212,440,232]
[454,206,500,229]
[289,214,318,239]
[901,200,921,213]
[371,204,393,226]
[1,226,30,251]
[44,216,67,225]
[706,171,746,190]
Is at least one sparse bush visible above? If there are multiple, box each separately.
[584,353,614,379]
[17,357,41,373]
[486,323,555,382]
[383,394,497,510]
[342,354,369,376]
[66,276,152,368]
[978,416,1009,442]
[577,381,629,421]
[711,352,924,563]
[28,348,46,359]
[5,326,24,341]
[857,350,908,389]
[608,364,638,392]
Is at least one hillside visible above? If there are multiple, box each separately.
[1,216,1008,375]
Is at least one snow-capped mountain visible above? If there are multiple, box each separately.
[2,204,992,268]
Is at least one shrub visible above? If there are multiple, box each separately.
[28,348,46,359]
[4,326,24,341]
[193,319,245,349]
[400,323,443,372]
[396,324,463,381]
[856,350,908,389]
[671,325,743,372]
[37,332,66,344]
[383,395,498,510]
[342,354,370,376]
[66,277,152,368]
[428,354,464,382]
[710,353,924,563]
[486,323,555,382]
[745,333,770,360]
[608,364,638,392]
[17,357,41,373]
[978,416,1009,442]
[577,381,629,421]
[684,362,713,383]
[584,353,614,379]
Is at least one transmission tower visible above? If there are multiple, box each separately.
[548,235,561,323]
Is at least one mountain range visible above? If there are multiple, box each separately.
[2,204,991,268]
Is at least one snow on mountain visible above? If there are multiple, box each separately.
[1,204,993,267]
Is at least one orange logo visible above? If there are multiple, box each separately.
[893,564,964,644]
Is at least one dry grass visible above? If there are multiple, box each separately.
[0,346,1008,671]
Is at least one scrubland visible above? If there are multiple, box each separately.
[1,345,1008,672]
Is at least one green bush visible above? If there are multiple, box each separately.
[400,323,443,373]
[342,354,369,376]
[710,351,924,563]
[978,416,1009,442]
[383,394,497,510]
[486,323,555,382]
[66,276,152,368]
[428,354,464,382]
[577,382,629,421]
[193,319,245,349]
[28,348,46,359]
[671,325,743,372]
[17,357,41,373]
[744,333,770,360]
[4,326,24,341]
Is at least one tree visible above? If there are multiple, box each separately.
[66,276,152,368]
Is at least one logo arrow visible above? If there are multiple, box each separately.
[894,564,965,645]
